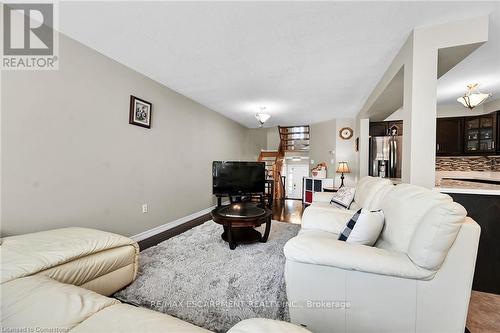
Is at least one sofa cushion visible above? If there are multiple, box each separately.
[338,209,385,246]
[301,205,354,235]
[330,186,356,208]
[377,184,455,254]
[353,176,393,210]
[407,201,466,270]
[71,303,211,333]
[1,275,119,331]
[1,227,139,283]
[312,191,335,204]
[34,245,136,290]
[284,231,435,280]
[349,201,361,212]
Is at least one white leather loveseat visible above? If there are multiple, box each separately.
[310,176,393,211]
[1,227,310,333]
[284,182,480,333]
[301,176,393,234]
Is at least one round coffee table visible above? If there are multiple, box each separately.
[211,202,272,250]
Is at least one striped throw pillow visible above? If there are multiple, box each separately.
[338,209,385,246]
[338,209,362,241]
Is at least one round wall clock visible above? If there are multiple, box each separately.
[339,127,353,140]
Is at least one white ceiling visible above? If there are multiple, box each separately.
[58,1,500,128]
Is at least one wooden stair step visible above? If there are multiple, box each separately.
[259,151,279,158]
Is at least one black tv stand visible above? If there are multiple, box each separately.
[216,193,266,208]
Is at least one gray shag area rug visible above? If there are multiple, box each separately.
[114,220,300,333]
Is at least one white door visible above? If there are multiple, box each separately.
[287,164,310,199]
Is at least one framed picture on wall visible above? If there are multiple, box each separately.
[129,95,152,128]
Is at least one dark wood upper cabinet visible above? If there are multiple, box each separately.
[436,112,498,156]
[387,121,403,136]
[369,122,388,136]
[369,121,403,136]
[436,117,464,156]
[464,113,496,154]
[497,111,500,154]
[372,113,497,156]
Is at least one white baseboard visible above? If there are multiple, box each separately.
[131,201,228,242]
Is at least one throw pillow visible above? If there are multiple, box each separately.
[338,209,385,246]
[330,186,355,209]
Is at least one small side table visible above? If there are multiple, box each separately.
[323,186,339,193]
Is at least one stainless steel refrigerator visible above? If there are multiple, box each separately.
[369,136,402,179]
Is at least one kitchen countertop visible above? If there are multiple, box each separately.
[435,171,500,195]
[437,179,500,195]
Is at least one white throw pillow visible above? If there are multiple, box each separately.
[338,209,385,246]
[330,186,355,209]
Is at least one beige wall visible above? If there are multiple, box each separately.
[246,128,267,158]
[266,127,280,150]
[335,118,356,187]
[309,119,336,178]
[1,34,259,237]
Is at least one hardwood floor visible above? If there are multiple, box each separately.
[271,199,306,224]
[467,291,500,333]
[137,213,211,251]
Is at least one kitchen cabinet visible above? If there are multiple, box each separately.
[434,112,498,156]
[369,121,403,136]
[497,111,500,154]
[436,117,464,156]
[464,114,496,154]
[387,121,403,136]
[448,192,500,294]
[369,122,388,136]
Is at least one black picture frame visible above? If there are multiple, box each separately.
[129,95,152,128]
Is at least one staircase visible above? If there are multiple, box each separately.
[279,125,310,152]
[257,125,310,201]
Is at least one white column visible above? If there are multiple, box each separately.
[402,16,488,188]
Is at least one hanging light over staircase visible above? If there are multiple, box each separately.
[255,107,271,127]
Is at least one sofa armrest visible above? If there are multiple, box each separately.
[1,227,139,284]
[301,205,354,234]
[312,192,334,203]
[284,233,435,280]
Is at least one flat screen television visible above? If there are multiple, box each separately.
[212,161,265,195]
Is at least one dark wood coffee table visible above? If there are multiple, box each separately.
[211,202,272,250]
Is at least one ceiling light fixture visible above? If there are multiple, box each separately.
[255,107,271,127]
[457,83,491,110]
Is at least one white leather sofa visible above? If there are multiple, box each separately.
[311,176,393,211]
[284,182,480,333]
[0,227,210,332]
[302,176,393,234]
[1,227,310,333]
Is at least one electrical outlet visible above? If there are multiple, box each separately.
[142,204,148,213]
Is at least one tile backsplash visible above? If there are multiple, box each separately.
[436,156,500,172]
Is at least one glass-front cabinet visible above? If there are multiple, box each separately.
[465,114,496,153]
